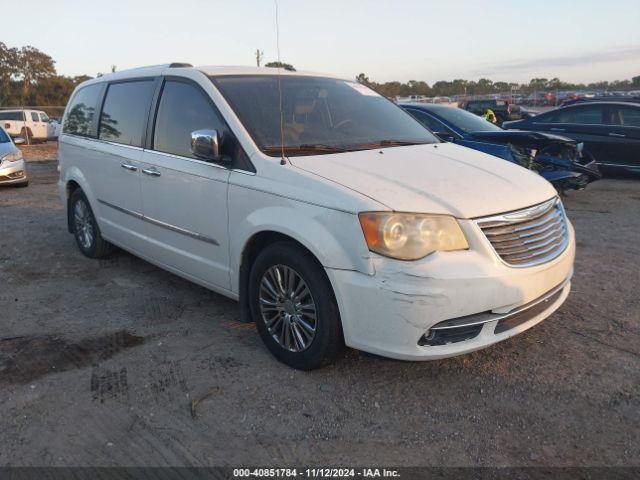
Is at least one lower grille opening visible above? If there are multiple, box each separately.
[494,288,564,334]
[419,324,483,346]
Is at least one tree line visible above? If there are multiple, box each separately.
[0,42,92,107]
[1,42,638,108]
[355,73,640,98]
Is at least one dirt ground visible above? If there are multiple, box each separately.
[1,153,639,468]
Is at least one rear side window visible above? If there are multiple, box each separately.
[0,128,9,143]
[64,84,103,137]
[0,111,25,121]
[31,112,39,122]
[99,80,155,147]
[153,80,226,159]
[610,106,640,127]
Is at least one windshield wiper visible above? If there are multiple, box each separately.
[262,144,347,154]
[348,139,432,150]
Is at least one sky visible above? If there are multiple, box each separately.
[3,0,639,84]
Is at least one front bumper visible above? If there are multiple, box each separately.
[0,158,28,185]
[326,219,575,360]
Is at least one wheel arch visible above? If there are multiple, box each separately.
[238,230,327,323]
[61,169,97,233]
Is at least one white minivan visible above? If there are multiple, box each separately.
[58,64,575,369]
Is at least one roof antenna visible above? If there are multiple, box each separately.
[274,0,287,165]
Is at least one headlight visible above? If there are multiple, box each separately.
[2,150,23,162]
[359,212,469,260]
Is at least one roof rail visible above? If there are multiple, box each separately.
[169,62,193,68]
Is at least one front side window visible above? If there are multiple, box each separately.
[432,106,502,133]
[406,109,448,132]
[0,128,9,143]
[553,105,603,124]
[211,75,438,156]
[153,80,227,159]
[99,80,155,147]
[64,84,103,137]
[40,113,50,122]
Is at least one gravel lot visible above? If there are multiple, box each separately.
[1,152,639,467]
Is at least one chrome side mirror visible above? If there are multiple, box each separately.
[14,136,26,145]
[190,129,222,162]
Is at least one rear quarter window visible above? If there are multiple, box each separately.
[0,111,25,121]
[64,84,104,137]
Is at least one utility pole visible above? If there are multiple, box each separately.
[255,49,264,67]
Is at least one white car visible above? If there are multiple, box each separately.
[57,64,575,369]
[0,126,28,186]
[0,108,57,142]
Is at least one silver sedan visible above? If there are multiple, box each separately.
[0,126,28,187]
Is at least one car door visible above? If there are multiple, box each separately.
[530,104,612,163]
[90,79,157,254]
[139,78,234,290]
[29,111,47,139]
[606,104,640,169]
[40,112,53,138]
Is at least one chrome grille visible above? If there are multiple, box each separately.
[476,197,569,267]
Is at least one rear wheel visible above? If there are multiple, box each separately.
[69,189,113,258]
[248,241,344,370]
[19,127,32,144]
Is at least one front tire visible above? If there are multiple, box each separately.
[69,189,113,258]
[248,241,344,370]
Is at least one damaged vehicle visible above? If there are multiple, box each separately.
[401,103,601,191]
[58,65,575,370]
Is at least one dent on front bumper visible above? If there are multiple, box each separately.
[326,219,575,361]
[0,158,28,184]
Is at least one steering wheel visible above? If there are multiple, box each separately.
[333,118,356,131]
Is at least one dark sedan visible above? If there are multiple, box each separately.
[503,102,640,173]
[400,103,600,191]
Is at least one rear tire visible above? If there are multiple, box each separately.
[19,128,32,144]
[69,189,113,258]
[248,241,344,370]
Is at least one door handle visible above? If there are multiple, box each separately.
[550,127,565,132]
[141,167,161,177]
[609,132,626,138]
[121,163,138,172]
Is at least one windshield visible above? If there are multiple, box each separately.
[211,75,438,156]
[433,107,503,133]
[0,128,9,143]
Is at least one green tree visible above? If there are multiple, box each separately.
[356,73,370,85]
[264,61,295,71]
[0,42,19,105]
[15,46,56,103]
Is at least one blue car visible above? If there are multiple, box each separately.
[400,103,601,191]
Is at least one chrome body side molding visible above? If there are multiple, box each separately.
[97,199,219,246]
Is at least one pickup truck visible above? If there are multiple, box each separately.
[0,109,59,142]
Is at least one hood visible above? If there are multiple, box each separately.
[290,143,557,219]
[467,130,576,148]
[0,142,19,159]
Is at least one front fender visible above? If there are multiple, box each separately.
[228,184,374,294]
[59,165,99,231]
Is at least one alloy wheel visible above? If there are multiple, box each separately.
[258,264,317,352]
[74,199,94,250]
